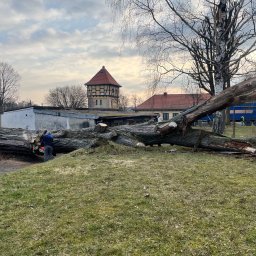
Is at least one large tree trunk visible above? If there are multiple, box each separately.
[113,124,256,154]
[0,78,256,156]
[158,77,256,135]
[0,128,117,155]
[0,124,255,156]
[212,0,227,134]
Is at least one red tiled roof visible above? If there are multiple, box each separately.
[137,93,211,110]
[85,66,121,87]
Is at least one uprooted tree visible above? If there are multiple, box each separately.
[108,0,256,134]
[0,78,256,156]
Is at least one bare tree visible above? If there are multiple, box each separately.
[131,94,143,110]
[0,62,20,113]
[4,99,34,111]
[118,93,129,111]
[46,85,87,109]
[109,0,256,133]
[184,80,206,106]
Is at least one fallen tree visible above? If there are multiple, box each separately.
[0,78,256,156]
[158,77,256,135]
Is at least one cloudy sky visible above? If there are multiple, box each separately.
[0,0,183,104]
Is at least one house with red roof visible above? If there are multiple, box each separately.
[85,66,121,110]
[137,92,211,121]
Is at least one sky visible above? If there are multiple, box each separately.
[0,0,184,105]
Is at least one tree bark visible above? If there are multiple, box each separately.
[0,78,256,156]
[0,124,255,156]
[158,77,256,135]
[113,125,256,154]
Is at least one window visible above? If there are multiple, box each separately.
[96,100,98,105]
[163,113,169,121]
[172,112,179,117]
[100,99,102,105]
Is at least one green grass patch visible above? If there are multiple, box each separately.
[1,143,256,255]
[224,125,256,138]
[196,124,256,138]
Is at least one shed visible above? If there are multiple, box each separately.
[0,106,97,130]
[1,106,156,130]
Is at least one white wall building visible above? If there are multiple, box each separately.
[1,106,157,131]
[137,93,211,121]
[1,107,97,130]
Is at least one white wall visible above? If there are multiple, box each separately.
[1,107,98,130]
[88,97,112,109]
[1,108,36,130]
[35,113,95,130]
[138,110,181,121]
[35,113,69,130]
[157,111,181,121]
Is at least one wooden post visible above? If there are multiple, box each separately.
[0,110,3,128]
[232,108,236,138]
[0,104,4,128]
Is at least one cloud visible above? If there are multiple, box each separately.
[0,0,150,104]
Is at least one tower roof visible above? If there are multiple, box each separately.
[85,66,121,87]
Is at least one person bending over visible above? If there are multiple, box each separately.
[41,131,54,161]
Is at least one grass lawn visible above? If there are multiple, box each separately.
[1,140,256,255]
[196,124,256,139]
[224,125,256,138]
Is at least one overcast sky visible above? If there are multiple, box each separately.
[0,0,183,104]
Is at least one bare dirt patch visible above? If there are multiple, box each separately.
[0,154,42,174]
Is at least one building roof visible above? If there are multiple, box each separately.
[85,66,121,87]
[3,105,155,119]
[137,93,211,111]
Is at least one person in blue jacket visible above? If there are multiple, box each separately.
[41,131,54,161]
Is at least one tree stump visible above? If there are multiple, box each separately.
[94,123,108,133]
